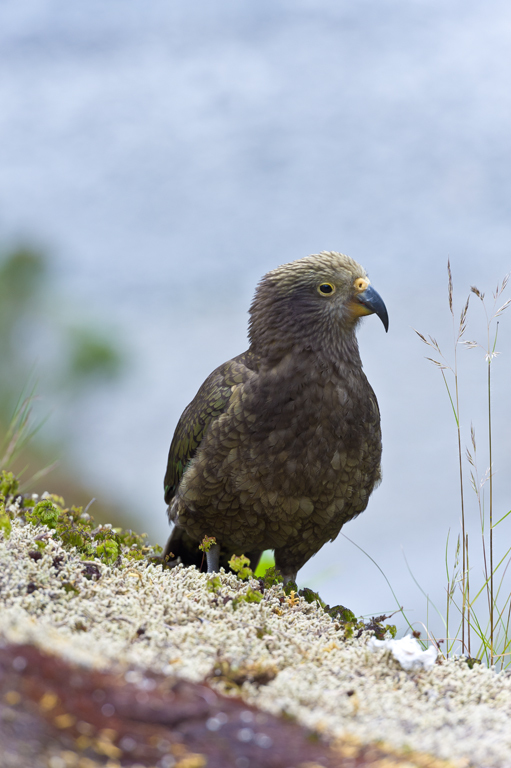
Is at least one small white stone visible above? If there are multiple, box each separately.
[206,717,222,731]
[119,736,137,751]
[254,732,273,748]
[368,635,438,671]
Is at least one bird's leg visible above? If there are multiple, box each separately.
[275,553,297,586]
[206,543,221,573]
[282,571,297,586]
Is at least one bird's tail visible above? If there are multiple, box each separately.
[163,525,204,569]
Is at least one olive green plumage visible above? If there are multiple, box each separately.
[163,251,388,581]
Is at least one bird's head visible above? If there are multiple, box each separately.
[248,251,388,362]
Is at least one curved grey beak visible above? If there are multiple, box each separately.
[356,285,389,332]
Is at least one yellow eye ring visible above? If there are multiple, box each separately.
[317,282,336,296]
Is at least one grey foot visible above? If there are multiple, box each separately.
[282,572,297,586]
[206,543,220,573]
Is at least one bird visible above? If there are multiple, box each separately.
[163,251,388,583]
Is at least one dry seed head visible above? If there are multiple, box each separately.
[481,466,491,487]
[425,357,447,370]
[428,335,442,353]
[493,274,509,299]
[413,329,429,346]
[414,330,446,360]
[495,298,511,318]
[470,285,484,300]
[458,297,470,338]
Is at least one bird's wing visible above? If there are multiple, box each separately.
[164,351,255,505]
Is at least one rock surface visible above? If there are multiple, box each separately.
[1,643,456,768]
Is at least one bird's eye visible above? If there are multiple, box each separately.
[317,283,335,296]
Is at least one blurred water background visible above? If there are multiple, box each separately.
[1,0,511,643]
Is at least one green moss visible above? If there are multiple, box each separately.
[0,471,19,498]
[328,604,356,623]
[0,497,12,538]
[360,614,398,640]
[228,554,253,580]
[284,579,298,595]
[207,576,222,593]
[3,475,160,566]
[293,587,396,640]
[62,582,80,595]
[244,587,264,603]
[199,535,217,553]
[27,500,59,529]
[259,566,283,588]
[96,539,120,564]
[298,587,326,609]
[232,587,264,610]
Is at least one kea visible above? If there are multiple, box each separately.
[163,251,388,583]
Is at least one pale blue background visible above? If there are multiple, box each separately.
[1,0,511,643]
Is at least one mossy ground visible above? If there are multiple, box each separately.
[1,469,396,638]
[2,471,511,766]
[0,469,161,567]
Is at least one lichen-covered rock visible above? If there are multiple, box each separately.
[1,514,511,767]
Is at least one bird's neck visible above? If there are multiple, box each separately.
[249,329,363,376]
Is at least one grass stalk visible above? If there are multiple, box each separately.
[466,533,471,657]
[415,265,511,668]
[448,260,468,653]
[488,336,494,663]
[0,380,56,489]
[469,279,510,662]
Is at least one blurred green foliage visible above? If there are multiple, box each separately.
[66,327,122,383]
[0,245,124,419]
[254,550,275,577]
[0,243,126,514]
[0,248,46,409]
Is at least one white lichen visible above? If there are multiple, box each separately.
[1,518,511,767]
